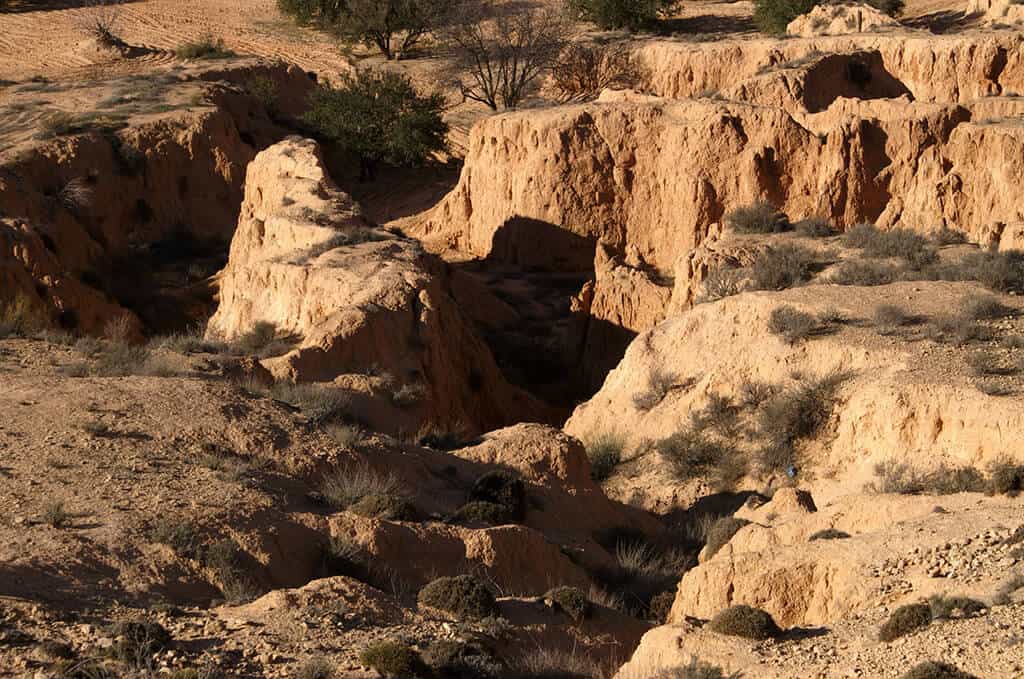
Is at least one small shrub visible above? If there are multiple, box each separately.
[0,293,48,337]
[934,249,1024,294]
[107,620,172,667]
[808,528,850,540]
[899,662,980,679]
[930,224,967,245]
[988,458,1024,495]
[928,594,986,620]
[348,493,416,521]
[448,501,514,526]
[703,517,750,560]
[514,646,605,678]
[656,428,732,484]
[586,433,624,481]
[697,267,745,303]
[650,660,740,678]
[992,573,1024,606]
[794,216,834,237]
[633,366,678,410]
[295,657,335,679]
[961,294,1011,320]
[175,35,236,59]
[320,465,402,511]
[873,304,916,328]
[768,305,821,344]
[146,518,200,557]
[42,501,70,528]
[544,586,592,622]
[967,350,1015,376]
[568,0,679,30]
[870,461,988,495]
[975,379,1014,396]
[469,470,525,521]
[754,0,821,34]
[739,380,776,408]
[878,603,931,642]
[929,315,993,345]
[748,244,818,291]
[421,640,502,678]
[360,641,421,677]
[830,259,903,286]
[690,393,740,436]
[235,321,281,356]
[726,201,789,234]
[268,382,350,423]
[707,604,781,640]
[844,224,938,269]
[417,575,497,620]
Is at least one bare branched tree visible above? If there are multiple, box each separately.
[445,2,571,111]
[73,0,125,47]
[550,41,647,103]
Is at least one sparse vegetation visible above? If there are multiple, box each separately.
[726,201,789,234]
[794,216,835,237]
[73,0,124,47]
[295,656,336,679]
[961,294,1011,320]
[175,35,236,60]
[697,267,745,303]
[843,224,938,269]
[928,594,986,620]
[321,465,404,512]
[235,320,286,357]
[768,305,823,344]
[303,69,447,180]
[648,660,741,679]
[633,366,678,410]
[0,294,48,337]
[417,575,497,620]
[446,4,570,110]
[878,602,932,641]
[107,619,172,668]
[545,586,592,622]
[830,259,903,286]
[447,500,514,526]
[898,662,981,679]
[551,41,644,103]
[42,501,71,528]
[707,604,781,640]
[348,493,417,521]
[568,0,680,30]
[469,470,525,521]
[966,350,1016,376]
[656,428,745,491]
[147,518,201,557]
[703,517,750,560]
[585,432,625,481]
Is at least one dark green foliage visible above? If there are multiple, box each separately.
[545,586,592,622]
[726,201,790,234]
[808,528,850,540]
[349,493,417,521]
[568,0,679,30]
[794,216,835,237]
[417,575,497,620]
[748,244,818,291]
[878,603,931,642]
[277,0,346,24]
[359,640,422,677]
[768,305,822,344]
[754,0,821,34]
[928,594,986,620]
[421,640,503,678]
[447,501,514,526]
[707,604,781,640]
[303,70,447,180]
[469,471,525,521]
[334,0,451,60]
[703,517,750,560]
[899,662,980,679]
[755,370,850,474]
[107,620,172,667]
[844,224,938,269]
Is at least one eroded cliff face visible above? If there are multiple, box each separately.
[207,137,552,436]
[0,61,314,334]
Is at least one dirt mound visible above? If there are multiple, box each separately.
[787,3,902,37]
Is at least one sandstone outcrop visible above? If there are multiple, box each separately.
[207,137,551,435]
[787,3,902,37]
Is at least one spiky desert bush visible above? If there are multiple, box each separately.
[585,432,624,481]
[320,465,403,510]
[726,201,789,234]
[707,604,781,640]
[768,305,821,344]
[703,517,750,560]
[545,586,592,622]
[418,576,497,620]
[878,603,931,642]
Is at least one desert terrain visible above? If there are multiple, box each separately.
[2,0,1024,677]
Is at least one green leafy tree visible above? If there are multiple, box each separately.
[302,69,448,180]
[753,0,821,34]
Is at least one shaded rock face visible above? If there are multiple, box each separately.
[0,61,315,334]
[207,137,552,436]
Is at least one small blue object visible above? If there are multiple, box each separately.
[786,465,797,478]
